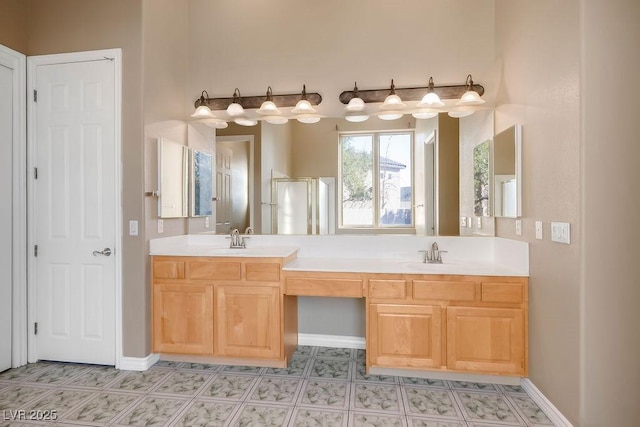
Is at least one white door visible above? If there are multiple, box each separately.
[0,61,13,372]
[215,146,232,234]
[33,59,116,365]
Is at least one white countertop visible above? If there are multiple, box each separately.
[283,257,528,277]
[149,235,529,277]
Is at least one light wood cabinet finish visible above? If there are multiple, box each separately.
[285,273,364,298]
[152,283,213,355]
[369,303,442,369]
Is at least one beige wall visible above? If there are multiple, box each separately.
[581,1,640,425]
[26,0,148,357]
[494,1,581,423]
[0,0,27,53]
[437,115,460,236]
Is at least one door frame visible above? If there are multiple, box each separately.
[0,44,27,368]
[26,49,123,367]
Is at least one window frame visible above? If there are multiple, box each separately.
[338,130,415,231]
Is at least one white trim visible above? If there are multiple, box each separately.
[119,354,160,371]
[0,44,27,368]
[521,378,574,427]
[26,49,123,367]
[297,333,366,349]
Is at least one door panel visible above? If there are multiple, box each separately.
[35,59,116,365]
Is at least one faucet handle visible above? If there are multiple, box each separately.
[436,250,448,262]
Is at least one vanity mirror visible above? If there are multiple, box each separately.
[190,150,214,217]
[157,138,189,218]
[473,139,491,217]
[492,124,522,218]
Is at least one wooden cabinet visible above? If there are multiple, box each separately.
[447,306,525,375]
[369,303,441,369]
[151,255,296,367]
[152,283,214,355]
[215,284,281,359]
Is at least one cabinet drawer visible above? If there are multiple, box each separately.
[246,263,280,282]
[154,260,185,279]
[188,261,242,280]
[481,282,524,303]
[369,280,408,299]
[285,277,363,297]
[413,280,475,302]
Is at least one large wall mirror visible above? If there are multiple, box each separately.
[492,124,522,218]
[157,138,188,218]
[473,140,491,217]
[190,150,213,217]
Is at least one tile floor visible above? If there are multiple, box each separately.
[0,346,556,427]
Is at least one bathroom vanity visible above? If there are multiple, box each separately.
[150,235,529,377]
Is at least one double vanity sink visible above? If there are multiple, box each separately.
[150,234,529,379]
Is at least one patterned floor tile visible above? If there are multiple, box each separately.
[292,346,315,357]
[289,407,347,427]
[219,365,264,375]
[68,366,124,388]
[298,379,350,409]
[63,392,141,424]
[309,359,351,380]
[264,357,310,377]
[0,385,54,411]
[200,374,257,401]
[355,363,397,383]
[231,403,291,427]
[177,362,221,373]
[356,349,366,361]
[315,347,354,360]
[171,400,238,427]
[352,383,402,413]
[449,382,499,392]
[403,387,461,419]
[248,377,301,404]
[0,364,51,382]
[152,371,212,396]
[455,392,525,425]
[27,389,97,418]
[108,370,171,393]
[151,360,182,370]
[408,417,468,427]
[349,411,407,427]
[505,395,554,426]
[497,385,527,395]
[114,396,187,426]
[25,364,87,385]
[400,377,448,389]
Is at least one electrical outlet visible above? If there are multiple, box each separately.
[535,221,543,240]
[551,221,571,244]
[477,217,482,229]
[128,220,138,236]
[515,219,522,236]
[205,217,210,228]
[461,216,467,227]
[157,219,164,234]
[467,217,473,228]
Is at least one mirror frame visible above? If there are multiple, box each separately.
[157,138,189,218]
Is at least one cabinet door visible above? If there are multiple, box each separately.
[447,306,524,375]
[369,304,442,369]
[215,285,281,359]
[153,283,214,355]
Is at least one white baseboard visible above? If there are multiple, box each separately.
[298,333,365,349]
[521,378,574,427]
[118,353,160,371]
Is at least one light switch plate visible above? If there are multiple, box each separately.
[551,221,571,244]
[535,221,543,240]
[205,217,210,228]
[515,219,522,236]
[467,217,473,228]
[477,217,482,229]
[461,216,467,227]
[128,220,138,236]
[157,219,164,234]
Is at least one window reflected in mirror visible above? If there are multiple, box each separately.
[473,139,491,217]
[191,150,213,217]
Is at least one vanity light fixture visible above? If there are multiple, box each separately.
[379,80,406,111]
[226,88,245,117]
[344,82,369,122]
[292,85,321,123]
[190,90,229,128]
[256,86,281,115]
[457,74,485,106]
[417,77,444,108]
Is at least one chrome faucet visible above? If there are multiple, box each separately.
[244,226,253,235]
[419,242,448,264]
[227,228,246,249]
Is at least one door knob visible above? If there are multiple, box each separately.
[92,248,112,257]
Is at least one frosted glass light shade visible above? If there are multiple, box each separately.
[345,112,369,122]
[417,92,444,108]
[412,110,438,119]
[380,94,406,110]
[257,100,281,115]
[346,97,365,112]
[295,113,321,124]
[378,111,404,120]
[234,117,258,126]
[457,90,485,106]
[191,105,216,119]
[292,99,316,114]
[227,102,245,117]
[448,109,474,118]
[264,115,289,125]
[192,118,228,129]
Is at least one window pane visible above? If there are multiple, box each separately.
[341,135,373,226]
[379,134,412,226]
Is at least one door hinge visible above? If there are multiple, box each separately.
[33,89,37,102]
[34,322,38,335]
[34,167,38,179]
[34,245,38,257]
